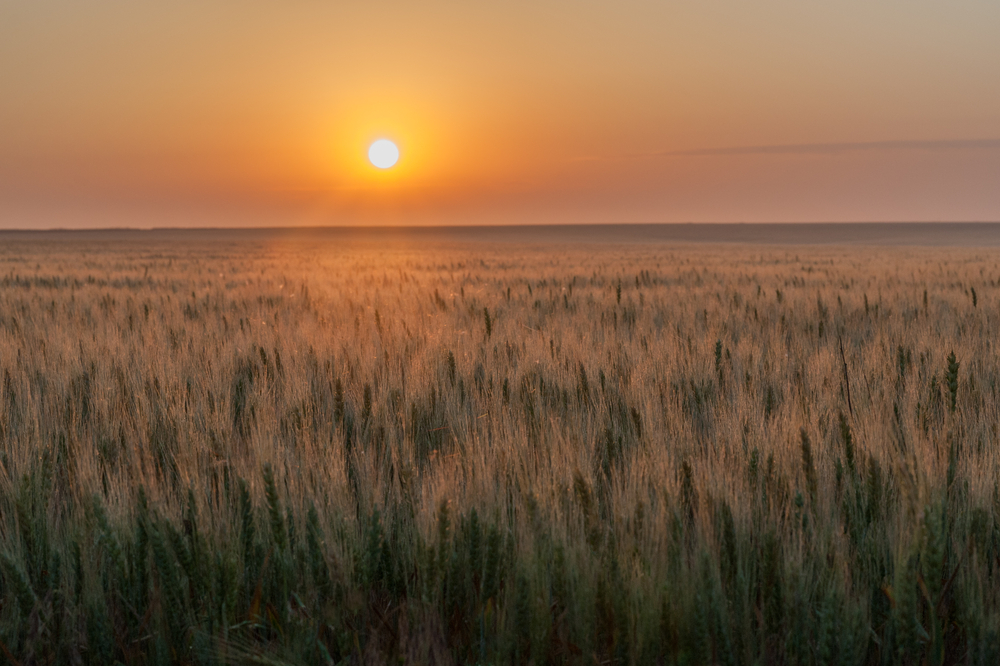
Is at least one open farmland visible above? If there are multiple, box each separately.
[2,232,1000,664]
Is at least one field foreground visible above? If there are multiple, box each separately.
[2,235,1000,664]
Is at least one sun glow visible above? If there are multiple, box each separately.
[311,94,494,206]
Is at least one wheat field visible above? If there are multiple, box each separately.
[2,235,1000,664]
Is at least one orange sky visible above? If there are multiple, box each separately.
[2,1,1000,227]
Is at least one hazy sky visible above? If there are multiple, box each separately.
[2,1,1000,227]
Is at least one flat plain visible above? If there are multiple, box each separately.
[2,226,1000,664]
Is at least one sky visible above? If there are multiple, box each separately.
[2,1,1000,228]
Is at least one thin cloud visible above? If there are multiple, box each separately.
[573,137,1000,162]
[654,137,1000,157]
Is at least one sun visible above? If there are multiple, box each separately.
[368,139,399,169]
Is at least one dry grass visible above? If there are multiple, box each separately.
[2,236,1000,664]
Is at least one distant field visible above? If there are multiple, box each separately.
[3,220,1000,246]
[2,236,1000,664]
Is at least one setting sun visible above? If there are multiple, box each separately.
[368,139,399,169]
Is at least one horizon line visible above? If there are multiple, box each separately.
[3,220,1000,234]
